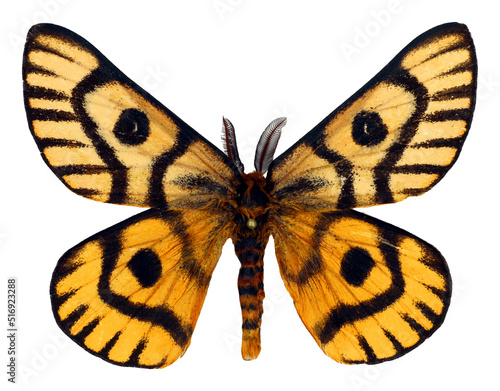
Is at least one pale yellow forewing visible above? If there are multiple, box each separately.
[268,23,476,211]
[271,209,450,364]
[23,24,240,208]
[51,207,231,368]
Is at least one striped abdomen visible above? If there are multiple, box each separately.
[235,240,265,360]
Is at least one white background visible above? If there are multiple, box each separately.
[1,0,499,390]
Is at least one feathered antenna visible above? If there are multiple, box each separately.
[254,117,287,173]
[221,117,245,173]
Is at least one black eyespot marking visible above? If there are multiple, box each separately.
[352,110,388,146]
[128,249,162,288]
[113,108,150,145]
[340,247,375,286]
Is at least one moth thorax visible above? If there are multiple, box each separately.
[239,172,268,205]
[235,172,271,230]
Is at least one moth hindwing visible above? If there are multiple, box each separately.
[24,22,476,367]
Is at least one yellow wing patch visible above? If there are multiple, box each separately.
[23,24,240,208]
[271,209,450,364]
[268,23,476,211]
[51,207,231,368]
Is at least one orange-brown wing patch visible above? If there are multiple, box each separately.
[51,207,231,368]
[271,209,450,364]
[268,23,476,211]
[23,24,240,208]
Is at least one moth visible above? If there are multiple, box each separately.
[23,22,477,367]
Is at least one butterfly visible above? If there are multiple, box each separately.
[23,22,476,368]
